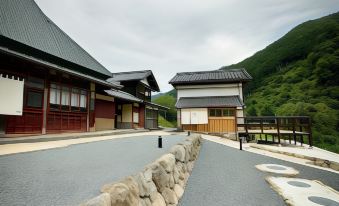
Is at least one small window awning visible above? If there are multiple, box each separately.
[175,96,243,108]
[104,89,143,103]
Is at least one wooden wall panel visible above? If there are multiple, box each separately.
[95,99,115,119]
[46,112,87,133]
[6,110,42,134]
[208,119,235,133]
[139,104,145,128]
[182,118,235,133]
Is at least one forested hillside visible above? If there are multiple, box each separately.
[153,89,177,128]
[221,12,339,152]
[153,12,339,152]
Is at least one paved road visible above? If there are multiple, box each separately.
[179,140,339,206]
[0,135,184,206]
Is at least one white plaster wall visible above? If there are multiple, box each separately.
[177,83,243,101]
[0,76,24,115]
[236,108,245,124]
[177,110,181,128]
[181,108,208,124]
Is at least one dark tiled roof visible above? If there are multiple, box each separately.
[0,0,112,77]
[110,70,152,82]
[104,90,169,110]
[104,89,143,103]
[169,69,252,85]
[175,96,243,108]
[108,70,160,92]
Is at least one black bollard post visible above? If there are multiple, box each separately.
[158,136,162,148]
[239,137,243,150]
[188,131,190,136]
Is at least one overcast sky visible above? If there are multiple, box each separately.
[35,0,339,93]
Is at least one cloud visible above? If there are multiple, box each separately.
[35,0,339,92]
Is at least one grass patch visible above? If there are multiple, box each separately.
[158,115,175,128]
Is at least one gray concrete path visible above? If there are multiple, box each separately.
[179,140,339,206]
[0,135,184,206]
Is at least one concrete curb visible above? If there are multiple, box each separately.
[250,144,339,172]
[80,134,202,206]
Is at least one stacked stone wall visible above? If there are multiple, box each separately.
[81,134,202,206]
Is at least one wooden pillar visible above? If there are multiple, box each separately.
[42,81,48,134]
[89,82,96,132]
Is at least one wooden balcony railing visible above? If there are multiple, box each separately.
[237,116,312,147]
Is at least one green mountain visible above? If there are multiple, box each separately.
[152,89,177,127]
[154,12,339,152]
[152,89,176,100]
[221,12,339,152]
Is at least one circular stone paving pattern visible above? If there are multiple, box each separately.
[308,196,339,206]
[255,164,299,176]
[287,181,311,188]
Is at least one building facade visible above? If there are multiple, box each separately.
[107,70,168,129]
[169,69,252,134]
[0,0,166,136]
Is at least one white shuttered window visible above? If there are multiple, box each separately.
[181,108,208,124]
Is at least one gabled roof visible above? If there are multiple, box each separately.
[0,0,112,78]
[108,70,160,92]
[175,96,243,108]
[169,69,252,85]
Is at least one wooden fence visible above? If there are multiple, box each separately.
[237,116,312,147]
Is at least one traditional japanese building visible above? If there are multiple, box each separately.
[0,0,124,135]
[169,69,252,134]
[107,70,168,129]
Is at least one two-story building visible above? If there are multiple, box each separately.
[169,69,252,134]
[0,0,166,135]
[107,70,168,129]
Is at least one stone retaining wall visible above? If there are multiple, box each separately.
[80,134,202,206]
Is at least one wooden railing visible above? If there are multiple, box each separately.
[237,116,312,147]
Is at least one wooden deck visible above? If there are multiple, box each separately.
[237,116,312,147]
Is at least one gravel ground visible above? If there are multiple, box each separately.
[0,135,184,206]
[179,140,339,206]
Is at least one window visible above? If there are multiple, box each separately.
[209,109,215,116]
[49,83,87,112]
[71,88,80,111]
[215,109,222,117]
[50,84,61,110]
[223,109,235,116]
[25,76,44,109]
[61,86,70,111]
[26,90,43,108]
[209,108,235,117]
[80,90,87,112]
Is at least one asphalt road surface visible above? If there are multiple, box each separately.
[0,135,184,206]
[179,140,339,206]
